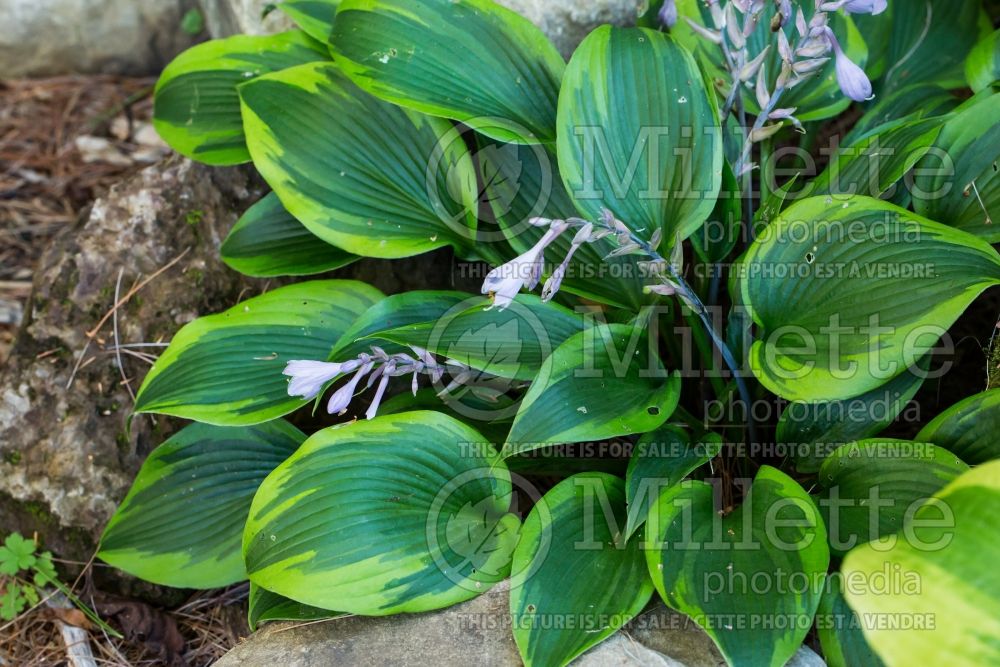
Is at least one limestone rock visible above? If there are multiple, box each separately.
[202,0,646,56]
[0,156,268,560]
[215,585,827,667]
[0,0,201,77]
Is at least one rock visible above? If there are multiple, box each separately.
[215,585,826,667]
[0,0,201,78]
[216,581,521,667]
[202,0,644,56]
[494,0,646,57]
[575,634,683,666]
[199,0,295,38]
[0,149,470,571]
[0,155,268,562]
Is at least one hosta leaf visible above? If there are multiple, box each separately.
[673,0,866,122]
[153,32,327,165]
[817,439,968,557]
[244,411,520,615]
[476,138,649,310]
[99,421,303,588]
[624,424,722,539]
[843,84,958,145]
[502,323,681,457]
[646,466,830,667]
[330,290,471,361]
[248,583,342,631]
[371,295,585,381]
[800,117,945,202]
[842,462,1000,667]
[221,193,357,277]
[966,28,1000,93]
[329,0,565,144]
[881,0,988,95]
[557,26,722,245]
[510,473,654,667]
[916,389,1000,464]
[134,280,382,425]
[691,159,741,265]
[912,92,1000,243]
[816,573,885,667]
[239,62,478,259]
[277,0,339,43]
[739,196,1000,402]
[777,358,928,473]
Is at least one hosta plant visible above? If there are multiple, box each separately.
[99,1,1000,665]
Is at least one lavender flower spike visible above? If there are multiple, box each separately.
[541,223,593,302]
[326,361,375,415]
[283,359,362,399]
[658,0,678,29]
[824,28,873,102]
[822,0,887,15]
[481,221,569,310]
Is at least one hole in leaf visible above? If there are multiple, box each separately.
[647,406,660,416]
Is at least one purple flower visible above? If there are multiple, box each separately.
[541,223,593,302]
[824,28,873,102]
[326,361,375,415]
[481,221,569,310]
[822,0,888,15]
[658,0,678,29]
[283,359,362,399]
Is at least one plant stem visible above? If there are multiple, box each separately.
[604,225,758,445]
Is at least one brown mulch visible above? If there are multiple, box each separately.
[0,76,248,664]
[0,583,250,667]
[0,74,167,365]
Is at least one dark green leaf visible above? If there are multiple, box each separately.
[371,295,585,381]
[510,473,653,667]
[777,359,928,473]
[221,193,357,277]
[557,26,722,245]
[99,421,304,588]
[239,62,478,258]
[503,323,681,457]
[646,466,830,667]
[624,424,722,539]
[153,32,328,165]
[916,389,1000,464]
[329,0,565,144]
[816,439,968,557]
[244,411,519,615]
[248,583,343,630]
[134,280,383,425]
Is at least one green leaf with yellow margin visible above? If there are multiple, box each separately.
[153,31,328,165]
[503,323,681,457]
[239,62,478,259]
[244,411,520,615]
[645,466,830,667]
[277,0,340,43]
[843,461,1000,667]
[557,26,722,246]
[221,192,357,277]
[134,280,383,425]
[510,473,654,667]
[329,0,565,144]
[99,421,304,588]
[738,196,1000,402]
